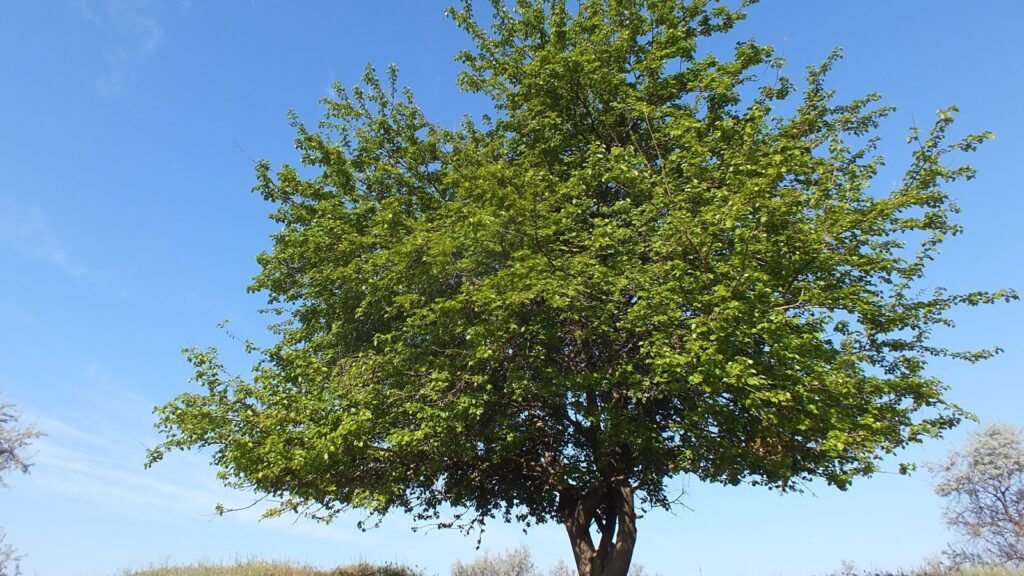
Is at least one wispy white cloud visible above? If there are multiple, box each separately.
[33,426,359,545]
[0,200,87,277]
[23,366,360,546]
[34,416,106,448]
[78,0,166,96]
[34,440,222,512]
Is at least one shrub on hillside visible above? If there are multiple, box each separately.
[329,561,425,576]
[451,546,539,576]
[452,547,660,576]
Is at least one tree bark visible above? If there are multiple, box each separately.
[561,483,638,576]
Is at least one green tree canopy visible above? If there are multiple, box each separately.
[148,1,1017,575]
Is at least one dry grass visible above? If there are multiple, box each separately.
[123,560,424,576]
[826,565,1024,576]
[120,557,1024,576]
[916,568,1024,576]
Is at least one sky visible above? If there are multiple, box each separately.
[1,1,1022,575]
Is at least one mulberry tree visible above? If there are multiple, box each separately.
[148,1,1016,575]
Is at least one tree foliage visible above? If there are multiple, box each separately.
[0,401,38,486]
[0,399,40,576]
[930,423,1024,567]
[148,1,1016,575]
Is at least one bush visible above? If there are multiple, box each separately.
[330,562,425,576]
[451,546,540,576]
[452,548,660,576]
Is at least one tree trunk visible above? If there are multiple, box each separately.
[561,483,638,576]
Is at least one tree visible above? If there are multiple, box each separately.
[146,1,1017,575]
[0,401,39,485]
[1,399,41,576]
[930,423,1024,567]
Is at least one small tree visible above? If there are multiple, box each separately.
[148,1,1016,575]
[0,400,40,576]
[0,401,39,485]
[0,532,21,576]
[930,423,1024,567]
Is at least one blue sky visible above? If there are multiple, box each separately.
[1,1,1022,575]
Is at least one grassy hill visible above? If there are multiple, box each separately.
[123,560,422,576]
[119,556,1024,576]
